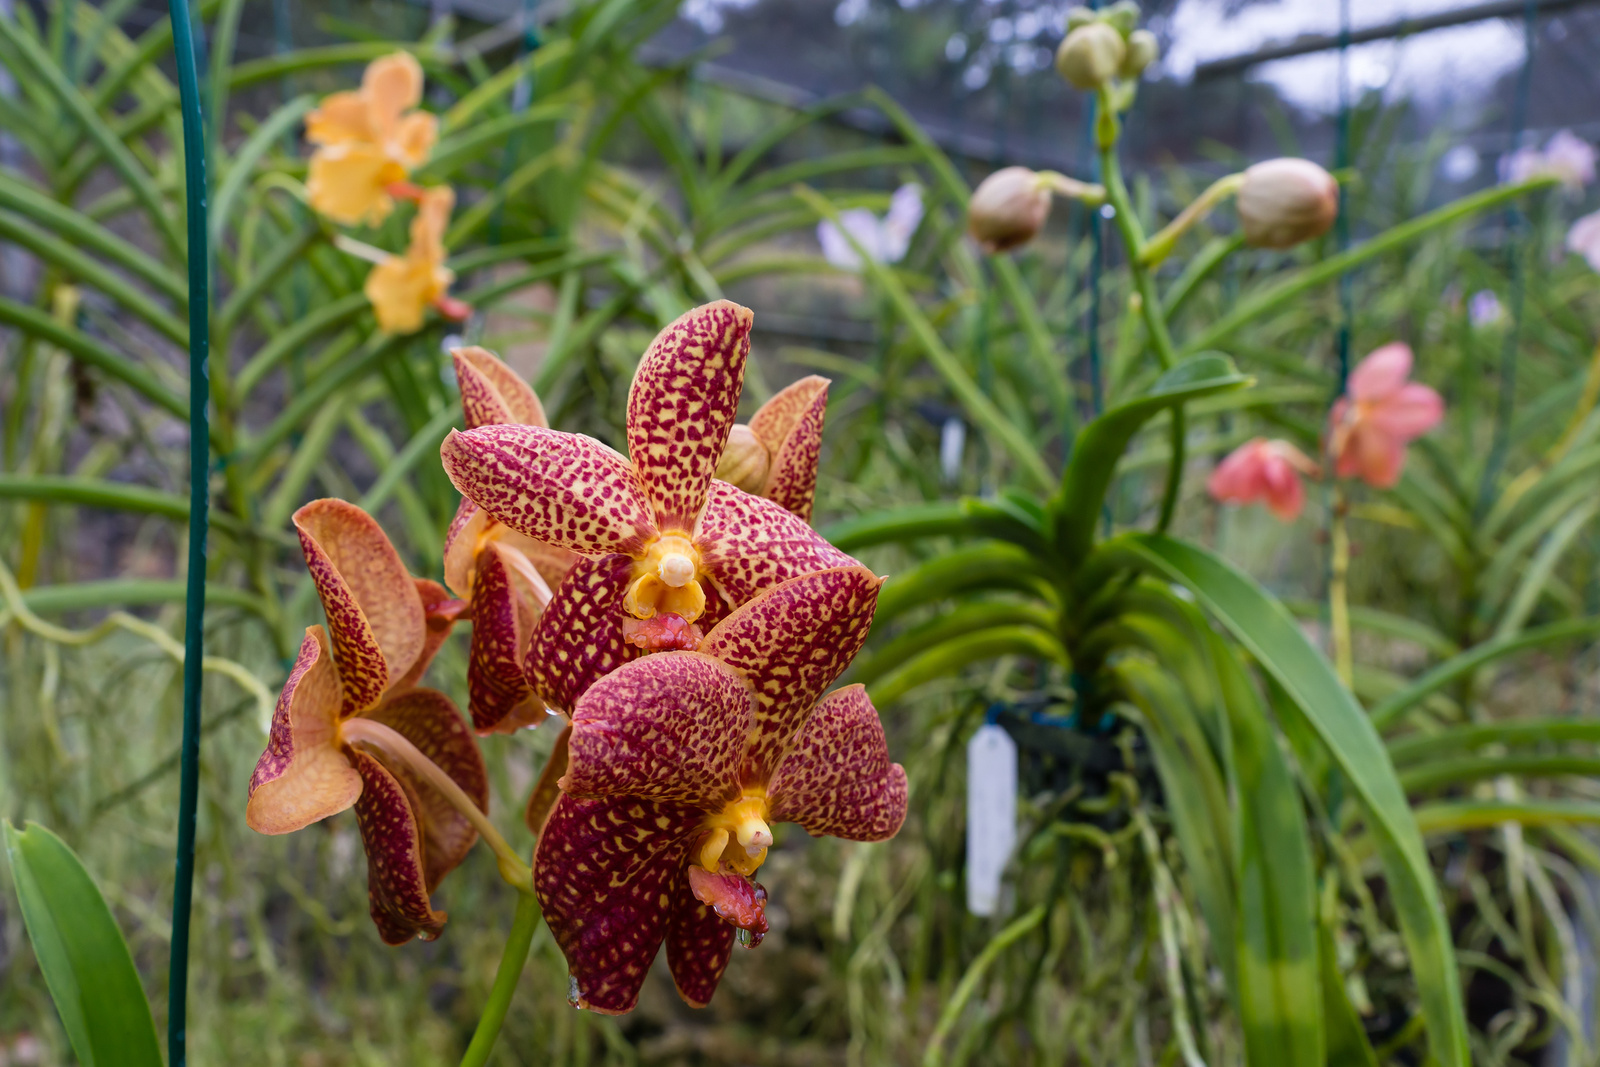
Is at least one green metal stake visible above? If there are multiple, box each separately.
[164,0,211,1060]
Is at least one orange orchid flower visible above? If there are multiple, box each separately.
[713,375,830,522]
[364,186,466,335]
[442,346,574,734]
[439,301,856,712]
[1207,437,1319,520]
[1329,343,1445,489]
[533,567,906,1014]
[305,52,438,226]
[246,500,497,944]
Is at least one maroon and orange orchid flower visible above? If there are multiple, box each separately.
[443,346,574,734]
[246,499,507,944]
[714,375,829,523]
[439,301,855,712]
[532,566,907,1014]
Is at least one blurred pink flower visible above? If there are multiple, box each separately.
[818,184,923,269]
[1207,438,1319,520]
[1566,210,1600,272]
[1329,343,1445,489]
[1500,130,1596,193]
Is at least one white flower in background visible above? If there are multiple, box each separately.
[818,184,924,270]
[939,416,966,483]
[1500,130,1597,192]
[1566,210,1600,272]
[1468,290,1503,326]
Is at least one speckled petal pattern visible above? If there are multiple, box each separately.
[626,301,752,533]
[748,375,828,522]
[534,794,701,1014]
[441,425,657,555]
[525,723,570,837]
[246,627,361,834]
[664,887,737,1008]
[364,688,488,891]
[294,499,426,715]
[452,345,547,428]
[350,748,447,944]
[465,543,545,733]
[442,498,482,598]
[526,553,638,713]
[768,685,908,842]
[697,566,883,784]
[695,481,858,609]
[562,652,748,810]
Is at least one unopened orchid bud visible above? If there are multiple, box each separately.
[1056,23,1126,90]
[715,423,771,493]
[1102,0,1140,36]
[1064,5,1095,31]
[968,167,1053,253]
[1120,29,1159,78]
[1236,158,1340,249]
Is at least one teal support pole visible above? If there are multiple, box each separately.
[164,0,211,1060]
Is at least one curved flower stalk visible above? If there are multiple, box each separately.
[247,500,519,943]
[533,567,906,1014]
[714,375,829,522]
[1207,438,1318,520]
[306,52,438,226]
[364,186,469,334]
[440,301,856,711]
[444,346,574,733]
[1329,343,1445,488]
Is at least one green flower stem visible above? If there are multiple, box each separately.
[338,718,533,893]
[460,890,543,1067]
[1140,173,1244,268]
[1329,486,1354,687]
[1095,98,1187,536]
[1181,176,1559,357]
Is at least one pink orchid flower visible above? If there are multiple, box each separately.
[1329,343,1445,489]
[1207,438,1319,520]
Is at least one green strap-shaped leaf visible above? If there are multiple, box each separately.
[822,497,1047,555]
[1053,355,1251,565]
[866,626,1067,707]
[0,295,187,419]
[1389,717,1600,766]
[3,822,163,1067]
[874,542,1053,622]
[1104,533,1470,1067]
[851,600,1058,686]
[1319,907,1381,1067]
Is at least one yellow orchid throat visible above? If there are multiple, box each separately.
[696,791,773,877]
[622,533,707,622]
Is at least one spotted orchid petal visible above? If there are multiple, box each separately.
[747,376,828,522]
[524,553,639,712]
[695,481,858,609]
[768,685,908,841]
[561,652,748,810]
[246,627,361,835]
[361,688,489,889]
[441,425,658,555]
[464,541,548,733]
[294,500,426,716]
[665,891,737,1008]
[696,566,883,783]
[627,301,752,533]
[452,346,546,429]
[685,867,768,942]
[349,748,447,945]
[443,501,571,603]
[534,794,701,1014]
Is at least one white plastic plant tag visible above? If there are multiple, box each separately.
[966,723,1018,917]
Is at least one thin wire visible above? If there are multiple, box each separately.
[1334,0,1352,392]
[165,0,211,1059]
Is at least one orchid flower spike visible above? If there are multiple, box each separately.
[365,186,466,334]
[714,376,829,522]
[306,53,438,226]
[443,347,575,733]
[246,500,485,944]
[440,301,857,712]
[534,568,906,1015]
[1207,438,1319,521]
[1329,343,1445,489]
